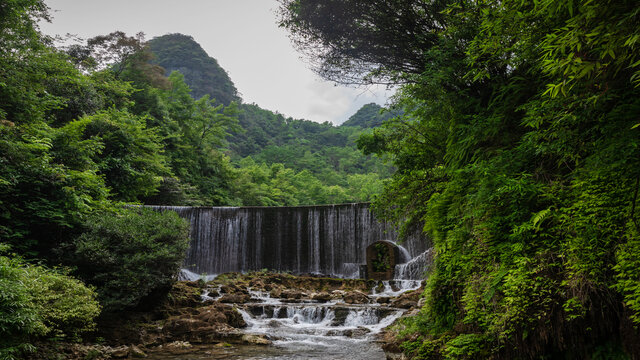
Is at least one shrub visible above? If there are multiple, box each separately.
[73,207,190,311]
[0,245,100,360]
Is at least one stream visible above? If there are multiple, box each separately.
[145,280,421,360]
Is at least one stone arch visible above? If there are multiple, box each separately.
[366,240,400,280]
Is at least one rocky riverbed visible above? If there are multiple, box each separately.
[32,272,424,360]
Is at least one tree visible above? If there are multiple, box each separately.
[277,0,455,85]
[72,207,189,312]
[280,0,640,357]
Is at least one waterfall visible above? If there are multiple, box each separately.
[150,203,429,278]
[394,249,433,280]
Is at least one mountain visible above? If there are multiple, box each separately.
[148,33,394,182]
[340,103,399,128]
[148,33,240,105]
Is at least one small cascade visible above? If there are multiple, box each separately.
[237,290,406,359]
[371,280,422,298]
[393,242,413,263]
[394,249,433,280]
[178,268,217,282]
[340,263,362,279]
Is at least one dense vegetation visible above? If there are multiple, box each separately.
[0,1,394,357]
[279,0,640,358]
[147,33,393,205]
[148,33,240,105]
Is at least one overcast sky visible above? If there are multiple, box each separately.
[39,0,393,125]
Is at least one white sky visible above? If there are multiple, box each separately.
[39,0,393,125]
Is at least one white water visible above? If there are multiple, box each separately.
[394,249,433,280]
[237,288,406,359]
[151,204,429,277]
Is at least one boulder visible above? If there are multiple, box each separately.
[311,292,331,302]
[130,345,147,358]
[281,290,305,300]
[390,298,417,309]
[218,293,250,304]
[241,334,272,345]
[344,291,370,304]
[109,345,129,358]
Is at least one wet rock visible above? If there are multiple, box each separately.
[331,307,351,326]
[391,298,417,309]
[269,288,282,298]
[163,341,194,355]
[249,278,265,289]
[344,290,370,304]
[343,327,371,338]
[331,290,346,299]
[376,296,391,304]
[377,307,398,319]
[390,290,420,309]
[241,334,272,345]
[223,307,247,328]
[281,290,305,300]
[311,292,331,302]
[110,345,129,358]
[246,305,265,317]
[220,284,247,295]
[206,288,220,298]
[218,293,250,304]
[130,345,147,358]
[267,319,282,328]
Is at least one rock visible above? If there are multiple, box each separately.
[343,327,371,338]
[331,307,351,326]
[249,279,265,289]
[311,292,331,302]
[222,307,247,328]
[281,290,305,300]
[206,289,220,298]
[377,307,398,319]
[344,290,370,304]
[269,288,282,298]
[130,345,147,358]
[376,296,391,304]
[109,345,129,358]
[218,293,250,304]
[417,297,426,308]
[390,290,420,309]
[330,290,346,299]
[390,298,417,309]
[241,334,272,345]
[267,320,282,328]
[164,341,194,355]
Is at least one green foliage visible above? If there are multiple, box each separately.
[72,207,189,311]
[280,0,640,358]
[341,103,400,128]
[0,124,110,257]
[148,33,240,105]
[371,243,391,272]
[0,245,100,359]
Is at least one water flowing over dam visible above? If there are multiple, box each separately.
[151,203,430,279]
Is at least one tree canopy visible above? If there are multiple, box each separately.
[280,0,640,357]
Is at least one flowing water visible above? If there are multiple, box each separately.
[146,203,432,359]
[146,281,421,360]
[150,203,428,277]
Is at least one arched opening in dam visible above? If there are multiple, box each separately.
[150,203,431,280]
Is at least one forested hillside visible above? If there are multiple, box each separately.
[148,34,240,105]
[279,0,640,358]
[0,3,394,356]
[146,33,393,204]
